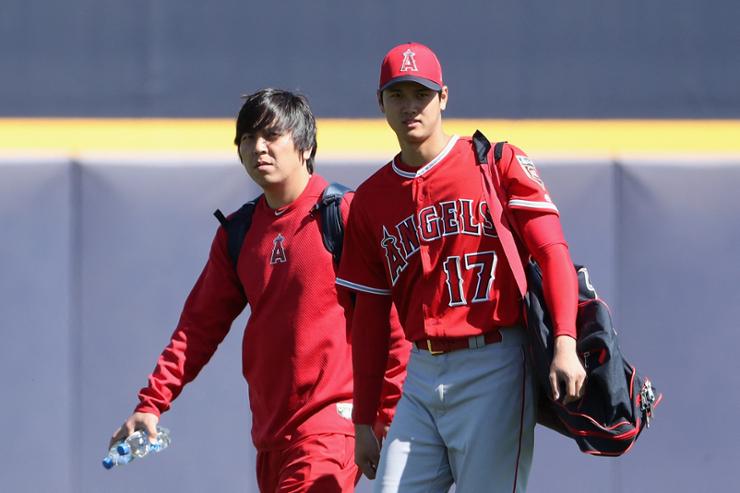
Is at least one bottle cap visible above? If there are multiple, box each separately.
[117,442,131,456]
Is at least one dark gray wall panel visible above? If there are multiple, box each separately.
[617,161,740,493]
[1,0,737,117]
[0,160,74,492]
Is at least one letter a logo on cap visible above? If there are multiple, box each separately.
[379,42,443,92]
[399,49,418,72]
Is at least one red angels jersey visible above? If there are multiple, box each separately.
[337,136,559,342]
[137,174,408,450]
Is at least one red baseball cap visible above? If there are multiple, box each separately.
[378,42,443,92]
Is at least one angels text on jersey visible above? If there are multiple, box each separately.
[382,198,498,286]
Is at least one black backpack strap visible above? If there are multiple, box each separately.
[213,196,261,267]
[314,182,353,265]
[472,130,507,165]
[494,141,506,164]
[214,182,351,268]
[472,130,492,164]
[214,209,228,227]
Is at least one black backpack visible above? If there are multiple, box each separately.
[213,182,352,267]
[473,130,662,456]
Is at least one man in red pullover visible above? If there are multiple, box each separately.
[109,88,409,492]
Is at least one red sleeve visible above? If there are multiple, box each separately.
[350,292,393,425]
[499,144,559,215]
[135,227,248,416]
[337,190,392,296]
[339,189,409,426]
[376,304,410,427]
[513,210,578,339]
[340,191,354,223]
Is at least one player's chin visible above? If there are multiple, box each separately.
[247,171,276,188]
[249,165,278,179]
[396,125,430,143]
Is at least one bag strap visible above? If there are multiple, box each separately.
[213,182,352,268]
[472,130,528,299]
[313,182,353,265]
[213,197,261,267]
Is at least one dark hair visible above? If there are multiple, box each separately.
[234,88,317,173]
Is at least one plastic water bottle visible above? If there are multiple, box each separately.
[102,427,171,469]
[102,448,133,469]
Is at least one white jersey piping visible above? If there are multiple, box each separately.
[336,277,392,296]
[391,135,460,179]
[508,199,559,213]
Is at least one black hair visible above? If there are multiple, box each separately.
[234,88,317,173]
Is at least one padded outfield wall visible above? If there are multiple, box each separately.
[1,156,738,492]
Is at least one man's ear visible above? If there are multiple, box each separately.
[439,86,449,111]
[377,91,385,113]
[302,148,312,162]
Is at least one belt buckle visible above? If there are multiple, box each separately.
[426,340,444,356]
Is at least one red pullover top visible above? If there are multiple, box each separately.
[136,174,409,450]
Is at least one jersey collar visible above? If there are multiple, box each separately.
[391,135,459,179]
[260,174,327,218]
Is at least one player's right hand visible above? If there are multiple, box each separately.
[550,335,587,404]
[109,411,159,449]
[354,424,381,480]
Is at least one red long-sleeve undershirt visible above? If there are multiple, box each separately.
[516,210,578,340]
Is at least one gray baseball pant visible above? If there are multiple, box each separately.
[374,327,535,493]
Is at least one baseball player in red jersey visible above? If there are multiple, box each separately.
[336,44,587,492]
[109,89,409,492]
